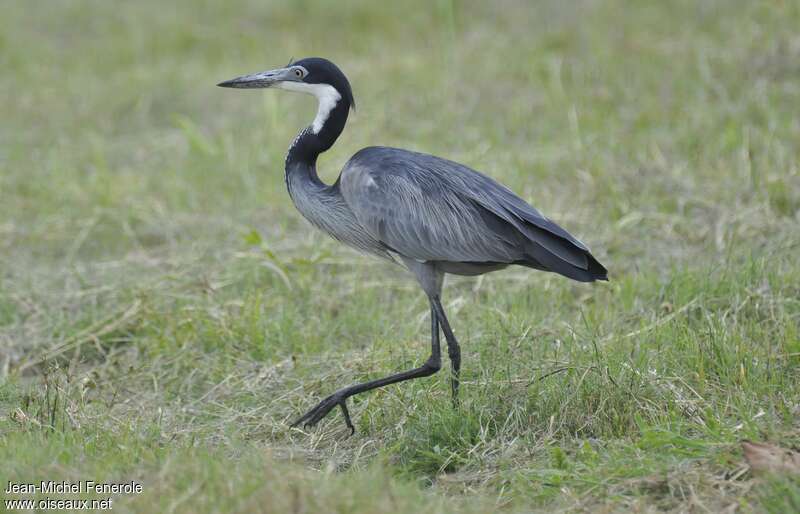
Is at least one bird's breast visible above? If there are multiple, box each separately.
[286,169,390,260]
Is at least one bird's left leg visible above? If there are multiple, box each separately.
[290,303,442,435]
[432,296,461,402]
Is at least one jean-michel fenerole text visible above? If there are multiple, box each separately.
[5,480,142,495]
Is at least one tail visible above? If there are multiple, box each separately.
[519,248,607,282]
[517,224,608,283]
[586,253,609,281]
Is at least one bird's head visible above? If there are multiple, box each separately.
[218,57,355,134]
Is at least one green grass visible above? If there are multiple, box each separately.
[2,0,799,512]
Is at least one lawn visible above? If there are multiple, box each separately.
[2,0,799,512]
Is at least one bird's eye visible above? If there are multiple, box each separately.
[294,69,303,78]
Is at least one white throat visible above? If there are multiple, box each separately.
[275,82,342,134]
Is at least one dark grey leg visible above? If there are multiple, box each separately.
[291,302,442,434]
[432,296,461,402]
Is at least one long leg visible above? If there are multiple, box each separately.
[291,301,442,434]
[432,295,461,402]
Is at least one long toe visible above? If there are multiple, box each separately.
[290,394,343,429]
[290,401,327,428]
[290,409,315,428]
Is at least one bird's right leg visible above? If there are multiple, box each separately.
[290,302,442,434]
[432,296,461,402]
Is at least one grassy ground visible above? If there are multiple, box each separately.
[2,0,799,511]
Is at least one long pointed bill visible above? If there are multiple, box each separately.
[217,67,295,89]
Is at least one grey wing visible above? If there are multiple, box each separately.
[339,147,607,282]
[339,151,523,263]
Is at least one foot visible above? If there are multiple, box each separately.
[291,392,355,435]
[450,370,460,406]
[451,377,460,406]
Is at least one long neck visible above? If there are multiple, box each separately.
[281,91,388,260]
[284,97,350,226]
[285,99,350,172]
[283,99,349,241]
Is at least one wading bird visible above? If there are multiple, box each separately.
[218,57,607,434]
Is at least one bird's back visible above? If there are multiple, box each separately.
[338,146,607,282]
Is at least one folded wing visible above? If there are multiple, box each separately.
[339,147,607,282]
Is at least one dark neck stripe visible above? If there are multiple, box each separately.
[285,98,350,169]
